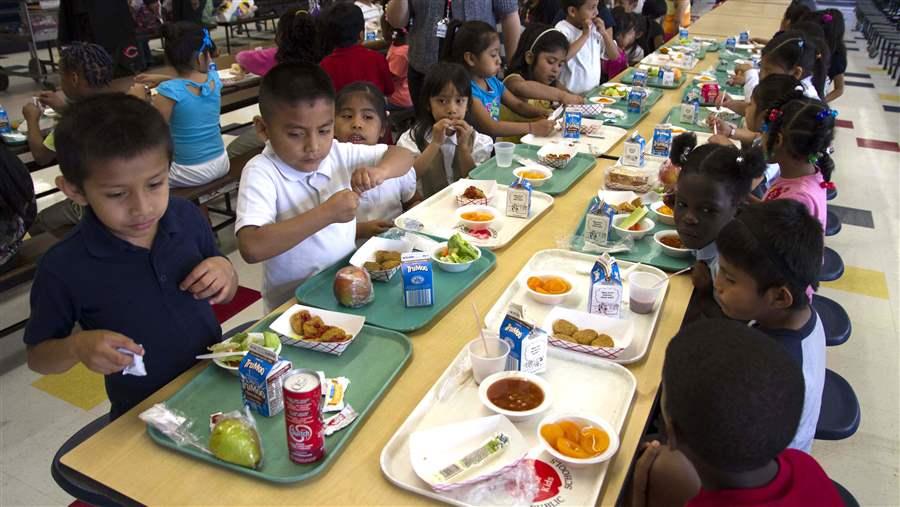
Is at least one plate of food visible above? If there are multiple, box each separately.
[454,178,497,207]
[349,237,413,282]
[208,331,283,373]
[523,121,628,158]
[588,96,617,105]
[542,307,633,359]
[269,304,365,356]
[653,231,692,258]
[650,200,675,225]
[694,74,717,83]
[432,234,482,272]
[536,142,577,169]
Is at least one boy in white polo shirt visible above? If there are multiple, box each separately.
[236,63,416,310]
[556,0,620,94]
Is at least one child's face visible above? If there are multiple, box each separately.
[673,173,738,250]
[334,93,384,145]
[62,147,170,249]
[568,0,599,26]
[258,98,335,172]
[467,36,502,78]
[618,28,637,49]
[714,255,770,321]
[530,48,567,85]
[428,83,469,123]
[759,55,803,82]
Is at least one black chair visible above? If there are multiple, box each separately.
[816,369,861,440]
[813,294,852,347]
[826,208,842,237]
[820,247,845,282]
[833,480,860,507]
[51,414,124,506]
[827,186,838,201]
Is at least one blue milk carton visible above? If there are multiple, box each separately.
[725,37,736,51]
[588,253,623,318]
[505,177,533,219]
[563,110,582,139]
[583,199,616,245]
[678,27,689,43]
[651,124,674,157]
[401,252,434,307]
[627,87,645,114]
[238,343,293,417]
[738,31,750,44]
[499,305,547,374]
[632,69,648,87]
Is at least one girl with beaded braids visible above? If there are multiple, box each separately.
[760,97,836,233]
[134,22,229,188]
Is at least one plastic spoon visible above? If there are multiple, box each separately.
[651,266,692,289]
[471,303,489,355]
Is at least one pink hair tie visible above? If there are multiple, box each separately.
[822,13,833,23]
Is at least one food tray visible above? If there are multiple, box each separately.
[618,68,687,89]
[571,197,694,273]
[482,249,669,365]
[295,247,496,333]
[640,52,699,70]
[584,84,665,108]
[580,87,665,129]
[643,131,738,152]
[394,180,554,250]
[469,144,596,196]
[521,119,628,157]
[681,78,744,105]
[146,312,412,483]
[662,105,714,133]
[380,343,637,506]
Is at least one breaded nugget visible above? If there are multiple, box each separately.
[363,261,383,272]
[375,250,402,264]
[380,259,401,270]
[591,333,614,348]
[553,319,578,336]
[290,310,310,335]
[302,316,326,340]
[320,327,350,343]
[553,333,576,343]
[573,329,599,345]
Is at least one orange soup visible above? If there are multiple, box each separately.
[460,211,494,222]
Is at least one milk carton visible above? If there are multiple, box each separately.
[499,306,547,374]
[505,177,532,219]
[584,199,616,245]
[622,132,646,167]
[680,100,700,124]
[627,87,645,114]
[725,37,736,51]
[661,69,675,87]
[563,110,582,139]
[738,31,750,44]
[651,124,674,157]
[588,253,623,318]
[678,27,689,43]
[239,343,292,417]
[632,69,648,87]
[401,252,434,308]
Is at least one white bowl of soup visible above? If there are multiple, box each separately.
[478,371,553,422]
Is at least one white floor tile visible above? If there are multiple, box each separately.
[0,472,69,507]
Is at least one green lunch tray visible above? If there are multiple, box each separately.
[662,105,742,134]
[146,314,412,483]
[469,143,596,195]
[295,250,496,333]
[580,88,664,129]
[619,68,686,89]
[584,85,664,108]
[680,80,744,105]
[571,197,693,272]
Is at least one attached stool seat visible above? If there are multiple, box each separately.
[820,247,845,282]
[812,294,852,346]
[827,186,837,201]
[815,369,861,440]
[826,208,842,236]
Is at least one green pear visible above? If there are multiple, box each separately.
[209,418,262,469]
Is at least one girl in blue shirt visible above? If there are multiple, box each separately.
[442,20,555,140]
[136,22,228,188]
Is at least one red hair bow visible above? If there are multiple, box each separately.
[820,181,836,190]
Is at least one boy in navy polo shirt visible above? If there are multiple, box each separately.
[24,94,239,420]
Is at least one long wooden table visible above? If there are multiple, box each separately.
[61,155,693,505]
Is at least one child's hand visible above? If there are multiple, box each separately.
[707,134,733,146]
[37,91,66,111]
[134,73,164,88]
[691,261,712,292]
[631,440,663,507]
[351,166,391,193]
[22,102,41,122]
[358,219,393,239]
[180,256,238,304]
[71,330,143,375]
[592,16,606,33]
[728,73,747,86]
[431,118,455,145]
[324,189,360,223]
[562,92,585,105]
[706,115,734,136]
[128,83,152,101]
[530,119,556,137]
[452,120,475,150]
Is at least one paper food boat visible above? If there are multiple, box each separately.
[269,304,366,356]
[541,307,634,359]
[349,237,414,282]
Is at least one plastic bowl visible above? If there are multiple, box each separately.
[650,201,676,226]
[432,242,482,273]
[612,215,655,240]
[512,165,553,187]
[478,371,553,422]
[455,204,499,232]
[536,413,620,468]
[525,272,575,305]
[653,230,693,258]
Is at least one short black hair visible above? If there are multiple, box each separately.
[336,81,387,127]
[561,0,591,10]
[55,94,172,188]
[161,21,212,73]
[663,319,805,473]
[259,62,335,120]
[717,199,824,307]
[321,2,364,49]
[275,10,322,65]
[670,134,767,204]
[60,42,113,88]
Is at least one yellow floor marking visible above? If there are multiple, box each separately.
[31,363,107,411]
[866,66,885,73]
[879,94,900,103]
[821,266,890,300]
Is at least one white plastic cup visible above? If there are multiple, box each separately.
[494,142,516,168]
[468,337,510,384]
[628,271,664,314]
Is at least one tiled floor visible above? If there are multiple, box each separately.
[1,11,899,507]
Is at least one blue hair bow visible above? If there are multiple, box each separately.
[199,28,215,54]
[815,108,838,122]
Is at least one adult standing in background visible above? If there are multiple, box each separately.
[385,0,521,111]
[661,0,689,40]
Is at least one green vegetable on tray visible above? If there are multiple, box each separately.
[439,233,480,264]
[209,331,280,355]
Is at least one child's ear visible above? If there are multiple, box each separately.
[765,284,795,310]
[463,51,477,68]
[56,175,88,207]
[790,65,804,80]
[253,116,270,143]
[525,51,534,66]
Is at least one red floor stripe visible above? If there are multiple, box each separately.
[856,138,900,153]
[835,119,854,129]
[212,286,261,324]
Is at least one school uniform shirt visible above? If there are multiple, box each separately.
[753,310,826,453]
[800,76,819,99]
[695,242,719,281]
[356,168,417,224]
[556,20,607,95]
[763,172,827,232]
[24,198,223,419]
[236,141,389,310]
[319,44,395,97]
[687,449,842,507]
[397,128,493,194]
[471,76,505,122]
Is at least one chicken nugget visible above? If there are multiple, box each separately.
[363,261,383,272]
[380,259,401,270]
[320,327,350,343]
[591,334,614,348]
[302,316,326,340]
[553,333,576,343]
[290,310,311,335]
[375,250,402,264]
[553,319,578,336]
[573,329,599,345]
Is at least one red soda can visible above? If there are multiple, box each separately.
[283,369,325,464]
[701,83,720,104]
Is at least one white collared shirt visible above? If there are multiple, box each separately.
[396,128,493,184]
[556,20,608,95]
[356,167,418,223]
[236,140,389,310]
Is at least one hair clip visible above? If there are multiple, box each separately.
[820,181,836,190]
[767,108,782,122]
[822,13,833,23]
[808,153,820,164]
[797,39,804,49]
[815,108,838,122]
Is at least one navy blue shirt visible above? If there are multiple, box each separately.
[25,197,223,419]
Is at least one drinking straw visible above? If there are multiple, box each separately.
[471,303,489,355]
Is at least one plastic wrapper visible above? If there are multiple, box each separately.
[437,352,473,402]
[139,403,210,455]
[443,459,540,507]
[333,266,374,308]
[605,164,658,193]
